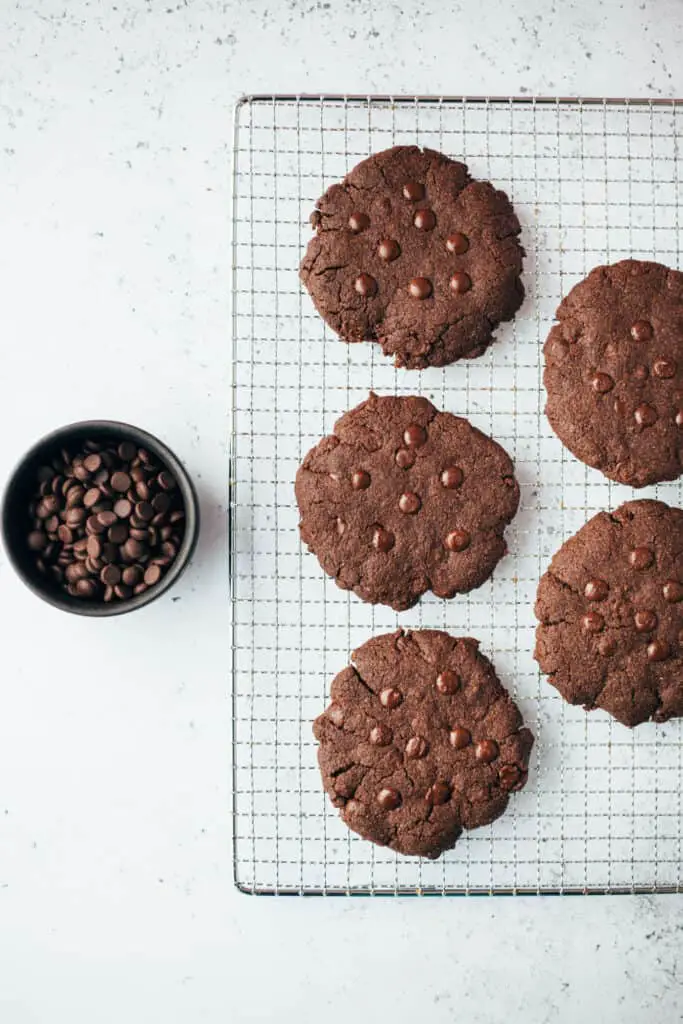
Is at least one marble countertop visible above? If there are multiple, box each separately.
[1,1,682,1021]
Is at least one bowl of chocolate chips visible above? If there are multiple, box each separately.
[2,421,199,615]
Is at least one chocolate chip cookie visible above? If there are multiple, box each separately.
[314,629,534,859]
[295,393,519,611]
[300,145,524,369]
[535,500,683,727]
[544,260,683,487]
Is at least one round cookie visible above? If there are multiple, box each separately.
[535,500,683,727]
[295,393,520,611]
[544,259,683,487]
[314,629,534,859]
[300,145,524,370]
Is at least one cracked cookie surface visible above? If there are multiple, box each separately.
[314,629,534,859]
[535,499,683,727]
[544,259,683,487]
[295,393,520,611]
[300,145,524,369]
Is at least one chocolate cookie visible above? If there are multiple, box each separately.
[535,500,683,727]
[314,629,534,859]
[300,145,524,369]
[295,393,519,611]
[544,260,683,487]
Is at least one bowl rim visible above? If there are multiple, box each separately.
[1,419,199,617]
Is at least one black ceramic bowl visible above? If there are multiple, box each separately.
[1,420,199,616]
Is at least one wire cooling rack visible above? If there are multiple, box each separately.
[231,95,683,895]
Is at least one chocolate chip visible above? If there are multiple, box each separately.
[398,492,421,514]
[377,238,400,262]
[582,611,604,633]
[100,564,121,586]
[499,765,522,791]
[379,687,402,709]
[122,565,142,587]
[348,212,369,233]
[402,181,424,201]
[408,277,432,299]
[445,529,470,552]
[114,583,133,600]
[135,480,151,501]
[405,736,429,759]
[474,739,499,763]
[101,542,118,564]
[630,320,653,341]
[110,471,131,493]
[647,639,670,662]
[57,525,74,545]
[40,494,60,517]
[27,531,47,551]
[74,578,97,599]
[436,670,459,695]
[83,453,102,473]
[354,273,377,297]
[83,488,101,508]
[159,541,176,562]
[413,208,436,230]
[143,564,162,586]
[65,507,87,528]
[108,522,128,544]
[113,498,133,518]
[634,403,658,427]
[73,538,89,559]
[449,726,471,749]
[634,609,658,632]
[372,527,394,552]
[376,787,401,810]
[591,372,614,393]
[394,448,415,469]
[663,580,683,603]
[151,492,170,515]
[403,424,427,447]
[440,466,463,489]
[118,441,137,461]
[135,500,155,521]
[123,537,146,561]
[97,510,117,528]
[369,724,392,746]
[584,578,609,600]
[65,562,89,583]
[449,271,472,294]
[351,470,370,491]
[86,536,102,559]
[446,232,469,254]
[65,486,85,509]
[653,358,676,378]
[425,782,450,806]
[629,547,654,570]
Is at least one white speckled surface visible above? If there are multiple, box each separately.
[0,1,682,1021]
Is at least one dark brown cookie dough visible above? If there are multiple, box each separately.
[314,629,534,859]
[544,259,683,487]
[300,145,524,369]
[295,393,520,611]
[535,500,683,727]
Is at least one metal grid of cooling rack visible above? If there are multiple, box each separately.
[231,95,683,895]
